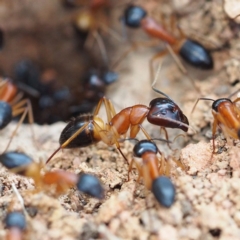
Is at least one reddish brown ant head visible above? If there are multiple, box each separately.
[122,5,147,28]
[212,98,232,112]
[147,98,189,132]
[133,140,158,158]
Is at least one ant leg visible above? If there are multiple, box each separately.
[211,116,218,155]
[12,99,35,144]
[9,92,24,106]
[191,97,214,114]
[93,97,116,122]
[111,39,160,70]
[92,30,109,66]
[45,122,90,164]
[128,159,135,181]
[233,97,240,104]
[99,22,122,42]
[160,127,172,150]
[149,50,169,82]
[4,104,29,151]
[165,43,200,92]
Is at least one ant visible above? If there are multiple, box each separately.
[0,78,34,151]
[0,151,104,199]
[4,211,26,240]
[121,4,213,82]
[46,66,189,164]
[192,91,240,153]
[129,139,176,207]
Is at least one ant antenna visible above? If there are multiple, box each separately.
[151,61,174,102]
[191,97,214,114]
[148,138,172,144]
[118,138,139,143]
[11,183,29,218]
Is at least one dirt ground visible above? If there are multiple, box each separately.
[1,0,240,239]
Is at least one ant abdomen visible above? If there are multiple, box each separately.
[77,173,104,199]
[179,39,213,70]
[0,101,12,129]
[59,114,97,148]
[147,98,189,132]
[0,152,32,174]
[152,176,175,208]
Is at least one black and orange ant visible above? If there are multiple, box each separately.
[121,4,213,81]
[129,139,176,207]
[4,211,26,240]
[0,78,34,151]
[46,67,189,164]
[192,92,240,153]
[0,151,104,199]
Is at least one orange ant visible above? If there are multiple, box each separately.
[0,78,34,151]
[0,151,104,199]
[192,92,240,153]
[70,0,121,65]
[46,69,189,164]
[4,211,26,240]
[121,5,213,83]
[129,139,175,207]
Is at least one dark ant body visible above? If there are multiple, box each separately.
[0,151,104,199]
[0,79,34,151]
[192,95,240,153]
[70,68,118,116]
[130,140,175,208]
[4,211,26,240]
[121,5,213,79]
[46,85,189,164]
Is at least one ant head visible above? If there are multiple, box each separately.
[122,5,147,28]
[5,212,26,230]
[102,71,118,85]
[212,98,232,112]
[0,101,12,130]
[0,152,32,174]
[148,98,189,132]
[77,173,104,199]
[133,140,158,158]
[152,176,175,208]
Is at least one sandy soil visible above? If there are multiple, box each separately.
[1,0,240,240]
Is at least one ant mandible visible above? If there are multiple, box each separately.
[46,65,189,164]
[0,151,104,199]
[0,78,34,151]
[192,91,240,153]
[121,4,213,81]
[129,139,175,207]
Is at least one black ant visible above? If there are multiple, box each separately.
[46,67,189,164]
[0,78,34,151]
[4,211,26,240]
[129,139,176,207]
[0,151,104,199]
[192,91,240,153]
[121,4,213,82]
